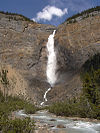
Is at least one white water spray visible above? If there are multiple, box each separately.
[41,30,57,105]
[46,30,57,86]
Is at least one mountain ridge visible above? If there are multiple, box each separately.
[0,6,100,26]
[0,7,100,105]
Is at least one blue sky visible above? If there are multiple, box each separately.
[0,0,100,26]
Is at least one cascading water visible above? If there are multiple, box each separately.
[41,30,57,105]
[46,30,57,86]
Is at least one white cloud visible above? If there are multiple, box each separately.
[49,0,93,12]
[32,5,68,22]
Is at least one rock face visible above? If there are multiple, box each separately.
[47,12,100,103]
[0,12,55,104]
[0,12,100,104]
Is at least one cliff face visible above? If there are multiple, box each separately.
[0,12,56,104]
[56,14,100,70]
[47,13,100,103]
[0,11,100,104]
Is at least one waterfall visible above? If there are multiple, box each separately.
[46,30,57,86]
[41,30,57,105]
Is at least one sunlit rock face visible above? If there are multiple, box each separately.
[46,13,100,104]
[0,12,100,105]
[56,14,100,71]
[0,12,55,104]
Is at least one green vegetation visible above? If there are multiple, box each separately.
[0,117,35,133]
[49,54,100,120]
[0,68,37,114]
[0,69,9,101]
[66,6,100,24]
[0,11,34,22]
[82,53,100,72]
[0,68,37,132]
[0,91,36,132]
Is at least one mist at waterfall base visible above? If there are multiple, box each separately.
[41,30,57,106]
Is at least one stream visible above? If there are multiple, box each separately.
[16,110,100,133]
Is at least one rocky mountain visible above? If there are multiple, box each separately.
[48,10,100,103]
[0,8,100,105]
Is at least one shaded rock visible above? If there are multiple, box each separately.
[57,124,66,128]
[48,125,55,128]
[50,119,56,121]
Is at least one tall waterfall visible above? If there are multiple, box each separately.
[46,30,57,86]
[41,30,57,105]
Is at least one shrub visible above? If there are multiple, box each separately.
[1,117,35,133]
[0,11,35,22]
[0,90,37,132]
[66,6,100,24]
[49,54,100,120]
[0,69,9,101]
[24,103,36,114]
